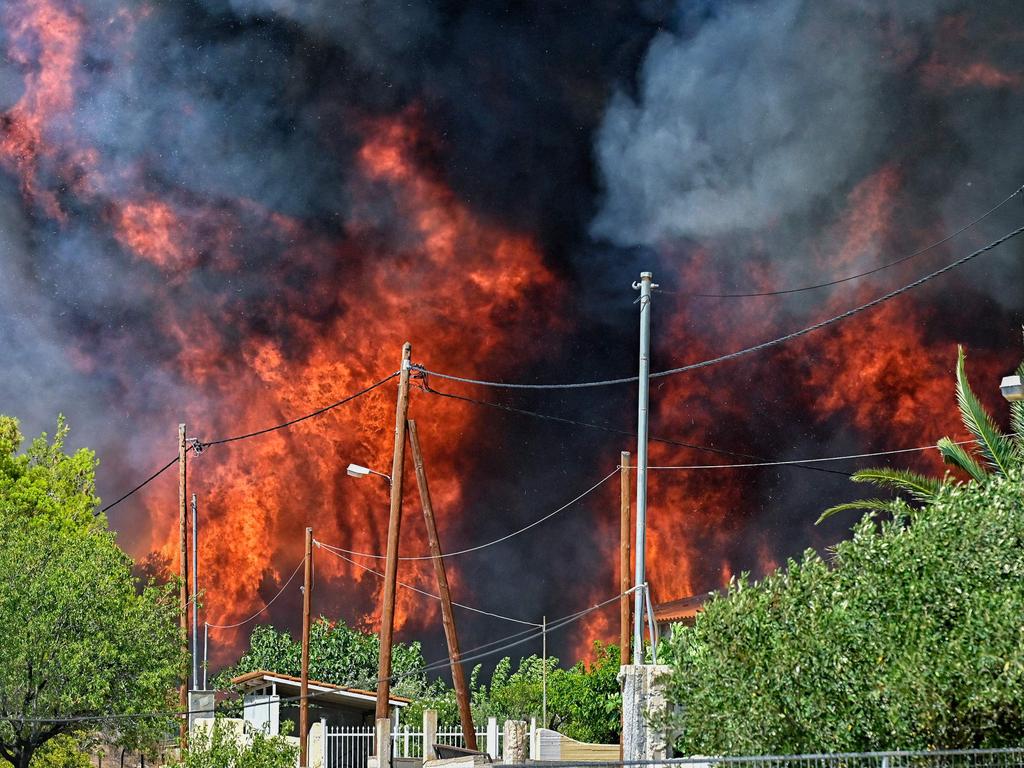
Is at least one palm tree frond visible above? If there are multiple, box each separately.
[816,499,903,525]
[936,436,989,483]
[849,467,942,502]
[955,345,1019,475]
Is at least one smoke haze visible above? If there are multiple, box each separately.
[1,0,1023,674]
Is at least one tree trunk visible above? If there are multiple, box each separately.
[16,746,33,768]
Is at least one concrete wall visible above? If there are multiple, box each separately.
[529,727,620,762]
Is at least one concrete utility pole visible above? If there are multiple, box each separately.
[376,342,413,722]
[191,494,199,689]
[299,527,313,767]
[407,420,477,751]
[619,451,631,665]
[178,424,188,747]
[632,272,654,663]
[542,616,547,727]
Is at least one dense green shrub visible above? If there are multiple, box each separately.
[662,469,1024,754]
[170,720,296,768]
[405,643,623,743]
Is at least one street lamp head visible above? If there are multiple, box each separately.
[1000,374,1024,402]
[346,463,392,484]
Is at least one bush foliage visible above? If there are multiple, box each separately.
[170,720,296,768]
[405,642,623,743]
[662,469,1024,754]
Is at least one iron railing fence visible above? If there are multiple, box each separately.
[322,724,501,767]
[507,748,1024,768]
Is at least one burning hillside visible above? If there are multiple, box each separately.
[2,0,1023,669]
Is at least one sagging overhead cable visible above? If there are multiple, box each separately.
[413,222,1024,390]
[315,541,540,626]
[10,584,640,725]
[315,467,619,562]
[98,372,398,514]
[671,182,1024,298]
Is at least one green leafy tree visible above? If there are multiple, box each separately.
[170,719,296,768]
[0,734,91,768]
[0,416,187,768]
[404,645,623,743]
[662,468,1024,754]
[215,618,429,699]
[399,676,462,729]
[472,654,558,726]
[547,642,622,743]
[820,346,1024,522]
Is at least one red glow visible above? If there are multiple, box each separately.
[0,0,82,217]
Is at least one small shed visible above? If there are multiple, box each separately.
[231,670,410,736]
[652,592,710,638]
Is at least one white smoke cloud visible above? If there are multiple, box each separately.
[590,0,950,246]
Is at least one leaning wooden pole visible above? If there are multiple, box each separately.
[178,424,188,749]
[407,420,477,751]
[299,527,313,767]
[376,342,412,722]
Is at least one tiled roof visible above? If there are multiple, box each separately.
[652,593,712,624]
[230,670,411,705]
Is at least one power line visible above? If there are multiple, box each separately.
[204,372,399,446]
[315,540,539,627]
[99,452,186,514]
[205,557,305,630]
[419,382,852,478]
[7,585,637,725]
[97,373,398,514]
[644,434,1020,470]
[663,183,1024,298]
[315,467,619,562]
[413,222,1024,390]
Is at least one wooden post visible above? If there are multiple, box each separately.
[619,451,632,662]
[178,424,188,748]
[407,420,477,750]
[299,527,313,767]
[376,342,412,722]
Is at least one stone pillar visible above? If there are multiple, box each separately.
[422,709,438,762]
[502,720,527,764]
[375,718,391,768]
[187,690,215,734]
[619,664,672,763]
[307,720,325,768]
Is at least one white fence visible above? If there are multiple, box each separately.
[323,721,501,768]
[324,725,374,768]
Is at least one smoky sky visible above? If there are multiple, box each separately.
[2,0,1024,677]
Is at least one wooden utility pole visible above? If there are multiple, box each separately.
[407,420,477,751]
[178,424,188,748]
[299,527,313,767]
[376,342,413,722]
[619,451,631,663]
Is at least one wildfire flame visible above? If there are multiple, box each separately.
[2,0,1021,670]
